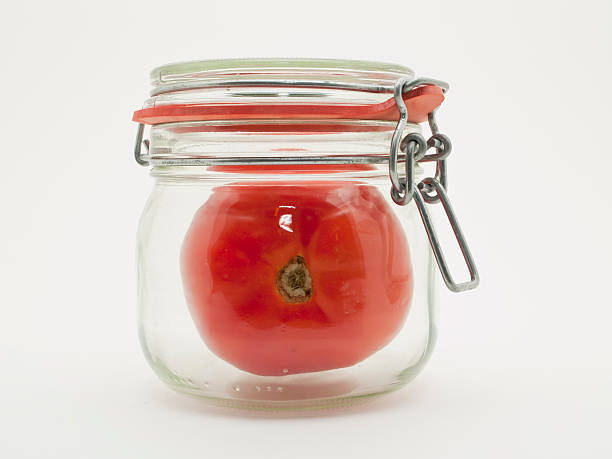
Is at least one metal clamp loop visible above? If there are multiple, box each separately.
[389,78,448,189]
[420,133,451,162]
[134,123,150,166]
[391,133,426,205]
[389,77,411,193]
[420,159,447,204]
[388,77,479,292]
[404,133,428,162]
[414,177,480,292]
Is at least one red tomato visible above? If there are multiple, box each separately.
[181,182,413,376]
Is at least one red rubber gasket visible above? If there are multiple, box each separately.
[132,85,444,125]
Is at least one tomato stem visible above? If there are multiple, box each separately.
[276,255,313,303]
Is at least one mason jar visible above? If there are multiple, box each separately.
[133,59,479,410]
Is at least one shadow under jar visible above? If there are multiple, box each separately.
[133,59,479,410]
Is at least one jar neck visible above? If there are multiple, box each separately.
[147,120,422,166]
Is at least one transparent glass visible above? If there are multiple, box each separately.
[137,123,438,410]
[135,59,438,410]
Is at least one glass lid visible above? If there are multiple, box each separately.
[149,58,415,95]
[133,59,445,125]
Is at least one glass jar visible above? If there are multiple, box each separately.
[133,59,479,410]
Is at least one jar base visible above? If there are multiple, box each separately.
[144,333,434,411]
[168,381,406,412]
[150,361,425,411]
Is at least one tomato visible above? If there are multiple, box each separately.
[180,181,413,376]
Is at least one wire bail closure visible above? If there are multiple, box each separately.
[132,75,479,292]
[134,123,150,166]
[389,77,479,292]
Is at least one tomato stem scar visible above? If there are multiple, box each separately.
[276,255,313,303]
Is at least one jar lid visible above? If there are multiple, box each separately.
[133,58,445,125]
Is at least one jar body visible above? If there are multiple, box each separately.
[137,159,437,409]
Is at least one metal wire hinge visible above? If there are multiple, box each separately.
[389,77,479,292]
[134,123,150,166]
[132,77,479,292]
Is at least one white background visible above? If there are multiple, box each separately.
[1,0,611,457]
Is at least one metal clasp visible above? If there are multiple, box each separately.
[389,77,479,292]
[414,178,479,292]
[134,123,150,166]
[389,77,449,205]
